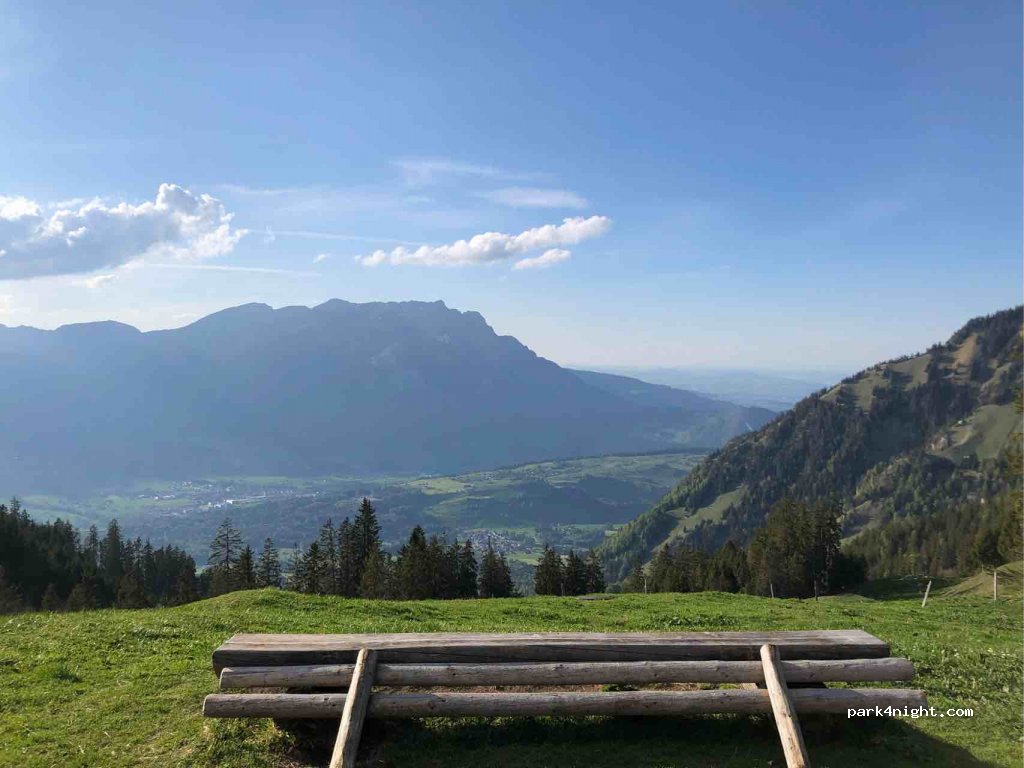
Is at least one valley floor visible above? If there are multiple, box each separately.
[0,588,1020,767]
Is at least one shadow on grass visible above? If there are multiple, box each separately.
[279,714,998,768]
[853,575,956,601]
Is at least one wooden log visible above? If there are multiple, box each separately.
[760,643,810,768]
[202,688,927,719]
[219,657,916,690]
[921,579,932,608]
[212,630,890,672]
[329,648,377,768]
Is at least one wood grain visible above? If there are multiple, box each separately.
[329,648,377,768]
[212,630,889,672]
[219,657,915,689]
[761,643,810,768]
[203,688,927,719]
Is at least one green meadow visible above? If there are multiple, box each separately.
[0,586,1020,767]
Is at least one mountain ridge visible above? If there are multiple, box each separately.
[0,299,772,493]
[598,306,1023,581]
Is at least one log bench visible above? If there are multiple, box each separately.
[203,631,925,768]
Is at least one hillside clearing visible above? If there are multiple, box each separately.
[0,588,1019,767]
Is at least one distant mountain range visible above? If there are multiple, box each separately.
[593,367,847,411]
[0,300,773,492]
[599,306,1023,581]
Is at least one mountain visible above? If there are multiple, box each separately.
[0,300,773,492]
[599,307,1023,582]
[594,366,846,411]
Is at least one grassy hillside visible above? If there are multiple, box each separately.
[942,561,1023,600]
[0,588,1019,767]
[600,306,1023,581]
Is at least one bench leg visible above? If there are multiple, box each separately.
[760,643,811,768]
[329,648,378,768]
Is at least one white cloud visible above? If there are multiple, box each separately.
[0,183,246,280]
[313,253,330,263]
[513,248,571,270]
[393,158,543,186]
[358,215,610,268]
[77,273,117,289]
[481,187,588,209]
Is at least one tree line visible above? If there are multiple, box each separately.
[208,499,582,600]
[620,498,864,598]
[0,499,197,612]
[533,545,605,596]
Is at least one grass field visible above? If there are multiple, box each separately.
[0,587,1020,767]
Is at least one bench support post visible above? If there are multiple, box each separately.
[329,647,377,768]
[760,643,810,768]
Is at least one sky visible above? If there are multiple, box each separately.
[0,1,1020,371]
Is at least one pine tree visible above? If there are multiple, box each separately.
[583,550,605,594]
[533,545,564,596]
[116,572,148,609]
[287,544,305,591]
[236,546,257,590]
[622,561,647,593]
[207,518,243,596]
[338,518,358,597]
[353,498,382,582]
[66,581,97,611]
[479,541,516,598]
[359,550,392,599]
[101,519,125,594]
[256,538,282,588]
[318,519,339,594]
[0,566,21,614]
[300,541,325,594]
[40,584,62,612]
[563,550,586,596]
[173,569,198,605]
[456,540,479,598]
[396,526,431,600]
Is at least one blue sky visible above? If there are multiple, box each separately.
[0,1,1019,370]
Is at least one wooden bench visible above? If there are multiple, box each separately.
[203,631,925,768]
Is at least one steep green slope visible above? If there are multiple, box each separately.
[0,589,1019,767]
[600,307,1022,581]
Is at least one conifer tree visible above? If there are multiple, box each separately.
[116,572,148,609]
[533,545,564,596]
[40,584,62,612]
[101,519,125,591]
[396,526,431,599]
[236,545,257,590]
[359,550,392,599]
[0,566,21,614]
[456,540,479,598]
[563,550,586,596]
[318,519,339,594]
[583,550,605,594]
[338,517,358,596]
[256,538,282,588]
[207,517,242,595]
[479,541,515,598]
[353,498,382,581]
[65,581,97,611]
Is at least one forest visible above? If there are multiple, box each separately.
[0,497,607,611]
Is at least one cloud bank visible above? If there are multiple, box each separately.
[358,215,610,269]
[513,248,572,270]
[0,184,245,280]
